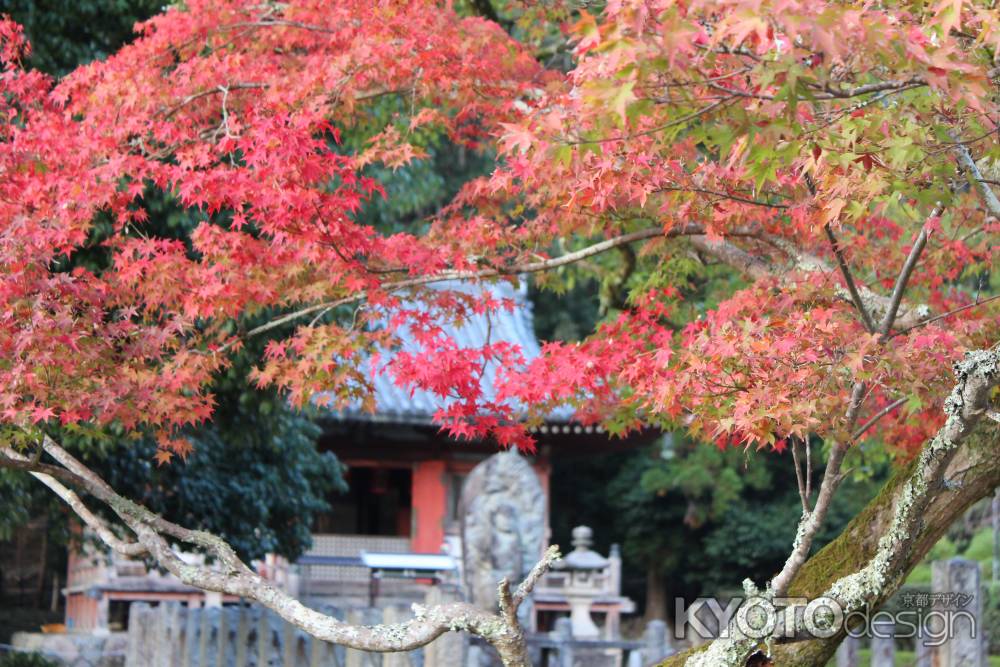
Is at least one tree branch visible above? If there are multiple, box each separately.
[513,545,561,608]
[822,349,1000,609]
[162,82,269,119]
[817,77,925,99]
[0,446,147,557]
[0,450,85,487]
[889,293,1000,339]
[705,65,999,104]
[878,214,934,336]
[823,224,875,332]
[662,420,1000,667]
[235,224,717,345]
[851,397,907,441]
[565,97,737,146]
[805,439,812,501]
[239,212,936,350]
[9,441,561,665]
[791,438,810,512]
[953,141,1000,219]
[497,578,519,630]
[770,205,935,600]
[654,186,789,209]
[768,381,865,598]
[763,234,928,330]
[688,235,773,280]
[706,77,926,101]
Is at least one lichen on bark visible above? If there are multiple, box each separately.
[658,350,1000,667]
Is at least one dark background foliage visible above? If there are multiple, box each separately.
[0,0,346,578]
[0,0,162,76]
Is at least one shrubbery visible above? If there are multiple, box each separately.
[0,652,58,667]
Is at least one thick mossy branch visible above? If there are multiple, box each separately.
[785,458,916,601]
[776,425,1000,665]
[656,425,1000,667]
[822,350,999,613]
[659,349,1000,667]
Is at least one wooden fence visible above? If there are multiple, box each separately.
[124,603,672,667]
[124,603,430,667]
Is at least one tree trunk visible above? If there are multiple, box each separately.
[644,568,668,623]
[992,488,999,585]
[658,424,1000,666]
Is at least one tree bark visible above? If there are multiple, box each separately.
[645,568,668,623]
[657,423,1000,666]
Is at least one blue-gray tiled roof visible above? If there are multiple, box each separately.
[320,280,573,425]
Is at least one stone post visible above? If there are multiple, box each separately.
[125,603,153,667]
[869,615,894,667]
[197,607,213,666]
[383,607,410,667]
[606,544,623,639]
[94,594,111,637]
[423,587,464,667]
[932,558,983,667]
[256,607,271,667]
[234,605,250,667]
[216,606,232,667]
[160,603,185,667]
[181,603,198,667]
[345,608,383,667]
[609,544,622,596]
[915,629,932,667]
[835,634,859,667]
[553,617,574,667]
[642,620,671,664]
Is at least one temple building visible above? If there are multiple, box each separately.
[295,281,647,629]
[62,280,649,634]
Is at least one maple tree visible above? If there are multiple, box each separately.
[0,0,999,665]
[0,8,342,570]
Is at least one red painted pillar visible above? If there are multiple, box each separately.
[411,461,447,553]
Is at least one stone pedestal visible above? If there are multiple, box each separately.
[567,592,601,639]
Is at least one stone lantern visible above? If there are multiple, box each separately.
[556,525,609,638]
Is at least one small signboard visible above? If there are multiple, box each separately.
[360,551,457,605]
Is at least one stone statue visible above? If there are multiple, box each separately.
[460,450,545,618]
[489,503,524,589]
